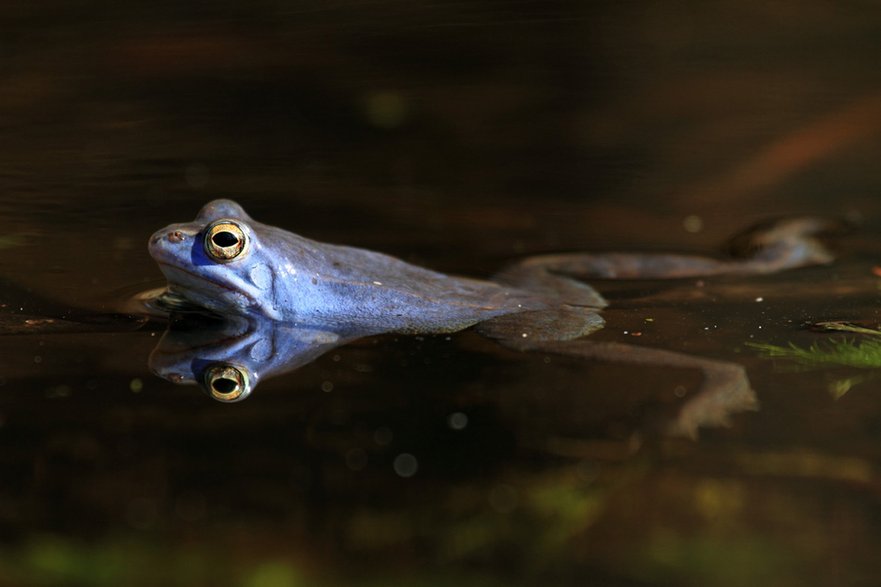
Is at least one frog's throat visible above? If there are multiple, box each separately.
[156,261,281,320]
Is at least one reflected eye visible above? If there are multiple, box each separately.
[204,220,248,262]
[203,364,251,402]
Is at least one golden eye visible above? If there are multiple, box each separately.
[203,364,251,402]
[204,220,248,262]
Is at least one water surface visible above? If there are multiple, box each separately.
[3,2,881,586]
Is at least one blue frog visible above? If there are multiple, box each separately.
[148,199,840,434]
[149,199,835,338]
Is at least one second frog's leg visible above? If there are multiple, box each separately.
[495,216,844,281]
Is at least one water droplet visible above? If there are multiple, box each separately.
[393,453,418,478]
[448,412,468,430]
[683,214,703,233]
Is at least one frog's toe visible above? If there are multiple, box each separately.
[724,216,852,259]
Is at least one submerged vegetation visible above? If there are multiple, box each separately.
[749,323,881,397]
[749,321,881,368]
[748,338,881,369]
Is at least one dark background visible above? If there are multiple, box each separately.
[2,1,881,586]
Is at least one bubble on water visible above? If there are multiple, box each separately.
[321,380,334,393]
[393,453,418,478]
[448,412,468,430]
[683,214,703,233]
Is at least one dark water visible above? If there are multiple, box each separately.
[4,1,881,586]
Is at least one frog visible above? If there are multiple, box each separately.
[148,199,841,435]
[147,311,753,436]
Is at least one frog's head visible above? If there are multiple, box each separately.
[148,199,283,319]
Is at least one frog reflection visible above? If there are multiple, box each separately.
[149,313,760,435]
[148,314,359,402]
[148,199,839,435]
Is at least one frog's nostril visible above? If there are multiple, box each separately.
[167,231,184,243]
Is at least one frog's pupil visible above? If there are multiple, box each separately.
[212,377,238,394]
[213,231,239,248]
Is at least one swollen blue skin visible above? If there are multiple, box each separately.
[149,200,561,335]
[149,199,838,344]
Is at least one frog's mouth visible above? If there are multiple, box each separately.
[156,261,258,313]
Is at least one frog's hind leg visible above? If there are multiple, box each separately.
[497,216,844,280]
[477,306,606,344]
[492,336,757,438]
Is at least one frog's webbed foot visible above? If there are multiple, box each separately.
[489,339,757,438]
[723,216,850,273]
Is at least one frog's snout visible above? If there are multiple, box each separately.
[149,226,202,262]
[150,229,185,246]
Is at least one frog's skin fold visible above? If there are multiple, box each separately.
[148,199,841,435]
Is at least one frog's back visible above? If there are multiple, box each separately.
[264,229,550,333]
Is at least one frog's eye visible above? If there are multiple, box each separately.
[203,363,251,402]
[204,220,248,263]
